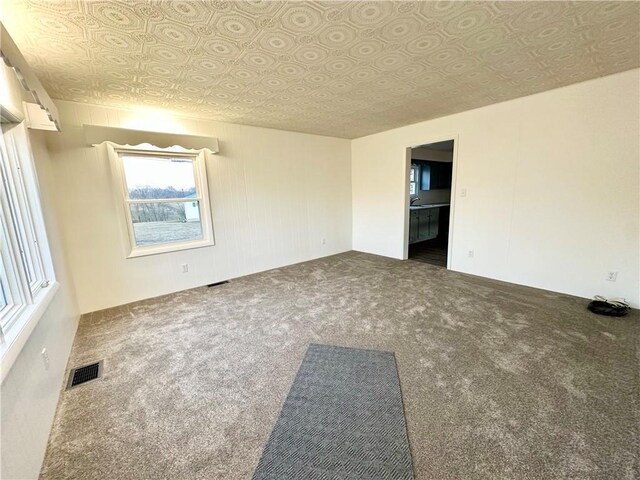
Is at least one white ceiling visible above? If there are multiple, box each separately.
[2,1,639,138]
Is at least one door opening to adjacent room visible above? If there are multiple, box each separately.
[405,139,455,268]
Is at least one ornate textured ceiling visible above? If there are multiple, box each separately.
[2,1,639,138]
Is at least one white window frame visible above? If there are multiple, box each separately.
[106,144,215,258]
[409,164,420,197]
[1,122,58,380]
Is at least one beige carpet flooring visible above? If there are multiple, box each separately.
[40,252,639,479]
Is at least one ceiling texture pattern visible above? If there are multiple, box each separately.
[2,1,639,138]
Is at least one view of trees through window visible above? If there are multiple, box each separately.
[129,186,196,223]
[130,202,203,246]
[121,154,204,247]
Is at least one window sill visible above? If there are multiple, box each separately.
[0,281,60,384]
[127,239,215,258]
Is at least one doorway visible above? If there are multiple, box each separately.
[405,139,456,268]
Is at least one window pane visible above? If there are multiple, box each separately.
[122,155,197,200]
[2,127,46,294]
[2,167,35,285]
[130,202,203,246]
[11,212,35,286]
[0,280,7,311]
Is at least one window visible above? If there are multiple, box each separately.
[1,122,56,356]
[409,164,420,196]
[110,146,214,257]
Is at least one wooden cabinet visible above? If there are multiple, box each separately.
[428,208,439,239]
[420,161,452,191]
[409,207,440,244]
[409,210,419,243]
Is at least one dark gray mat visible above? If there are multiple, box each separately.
[253,343,414,480]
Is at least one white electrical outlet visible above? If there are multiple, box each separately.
[460,188,467,197]
[41,348,50,370]
[181,264,189,273]
[468,250,474,258]
[606,271,618,282]
[321,238,326,245]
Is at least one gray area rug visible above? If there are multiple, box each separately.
[253,343,414,480]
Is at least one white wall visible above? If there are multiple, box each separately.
[1,130,80,479]
[352,69,640,307]
[46,101,352,313]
